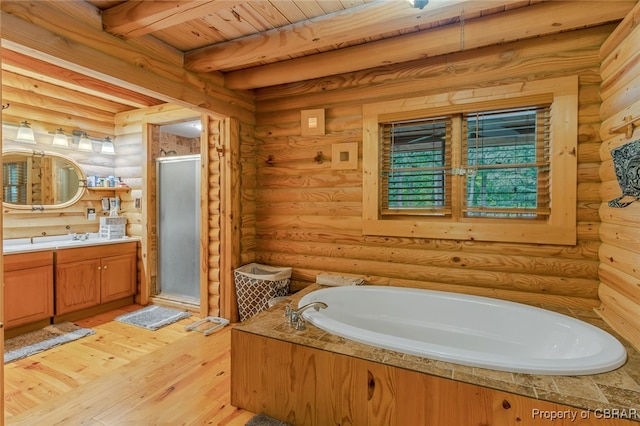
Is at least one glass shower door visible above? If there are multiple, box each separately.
[156,155,201,303]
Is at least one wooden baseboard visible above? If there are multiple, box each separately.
[5,318,52,339]
[53,297,135,324]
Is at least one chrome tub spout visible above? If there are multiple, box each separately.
[288,301,328,330]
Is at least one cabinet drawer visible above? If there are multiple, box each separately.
[56,241,136,264]
[4,250,53,272]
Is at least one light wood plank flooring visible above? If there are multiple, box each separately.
[4,305,255,425]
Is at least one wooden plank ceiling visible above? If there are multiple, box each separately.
[1,0,636,125]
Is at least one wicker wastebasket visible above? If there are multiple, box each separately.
[234,263,292,321]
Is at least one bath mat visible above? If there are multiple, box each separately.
[4,322,95,364]
[115,305,191,331]
[245,413,292,426]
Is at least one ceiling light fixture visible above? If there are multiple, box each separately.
[77,132,93,151]
[16,121,36,144]
[51,128,69,147]
[101,137,115,155]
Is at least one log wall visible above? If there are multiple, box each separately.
[597,2,640,351]
[252,25,616,309]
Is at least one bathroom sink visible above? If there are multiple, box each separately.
[52,235,131,248]
[54,239,96,247]
[4,234,134,254]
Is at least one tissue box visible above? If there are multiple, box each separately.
[99,217,127,239]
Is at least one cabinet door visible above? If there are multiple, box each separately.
[56,258,101,315]
[101,253,136,303]
[5,265,54,329]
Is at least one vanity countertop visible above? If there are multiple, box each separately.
[3,233,140,255]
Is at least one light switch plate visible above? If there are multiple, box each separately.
[301,109,325,135]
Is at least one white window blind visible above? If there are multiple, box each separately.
[462,106,551,218]
[380,117,452,216]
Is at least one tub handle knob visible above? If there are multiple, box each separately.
[294,317,306,331]
[284,303,292,319]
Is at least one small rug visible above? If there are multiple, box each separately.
[4,322,95,364]
[246,413,292,426]
[114,305,191,331]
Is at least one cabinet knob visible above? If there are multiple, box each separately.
[103,265,108,269]
[98,266,102,270]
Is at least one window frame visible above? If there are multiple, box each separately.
[362,76,578,245]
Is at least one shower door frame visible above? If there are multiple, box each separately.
[155,154,202,304]
[140,110,237,320]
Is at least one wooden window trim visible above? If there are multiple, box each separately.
[362,76,578,245]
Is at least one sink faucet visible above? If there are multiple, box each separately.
[287,301,328,330]
[71,232,90,241]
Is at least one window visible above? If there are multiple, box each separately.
[381,117,452,214]
[363,77,577,245]
[2,160,29,204]
[463,107,550,218]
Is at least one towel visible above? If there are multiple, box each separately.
[316,273,365,286]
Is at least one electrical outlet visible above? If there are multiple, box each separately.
[87,208,96,220]
[135,198,141,209]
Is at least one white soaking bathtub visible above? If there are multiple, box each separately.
[298,286,627,375]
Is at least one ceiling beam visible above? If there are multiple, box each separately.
[185,0,489,72]
[0,10,254,122]
[2,69,135,114]
[224,0,635,90]
[2,49,163,109]
[1,85,116,124]
[102,0,235,39]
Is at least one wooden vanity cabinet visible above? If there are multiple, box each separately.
[55,242,136,315]
[4,250,54,329]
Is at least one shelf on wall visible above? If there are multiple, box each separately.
[88,186,130,192]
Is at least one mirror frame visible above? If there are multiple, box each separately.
[2,148,87,210]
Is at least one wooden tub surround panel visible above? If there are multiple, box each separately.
[231,287,640,426]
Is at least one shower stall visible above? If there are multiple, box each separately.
[156,155,201,304]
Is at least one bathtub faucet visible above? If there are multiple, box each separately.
[287,301,328,330]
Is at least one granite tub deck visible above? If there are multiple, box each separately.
[234,285,640,423]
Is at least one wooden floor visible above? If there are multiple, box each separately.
[4,305,255,425]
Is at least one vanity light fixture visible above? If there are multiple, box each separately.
[101,137,115,155]
[77,132,93,151]
[16,121,36,144]
[51,128,69,147]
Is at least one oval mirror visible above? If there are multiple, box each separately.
[2,149,87,209]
